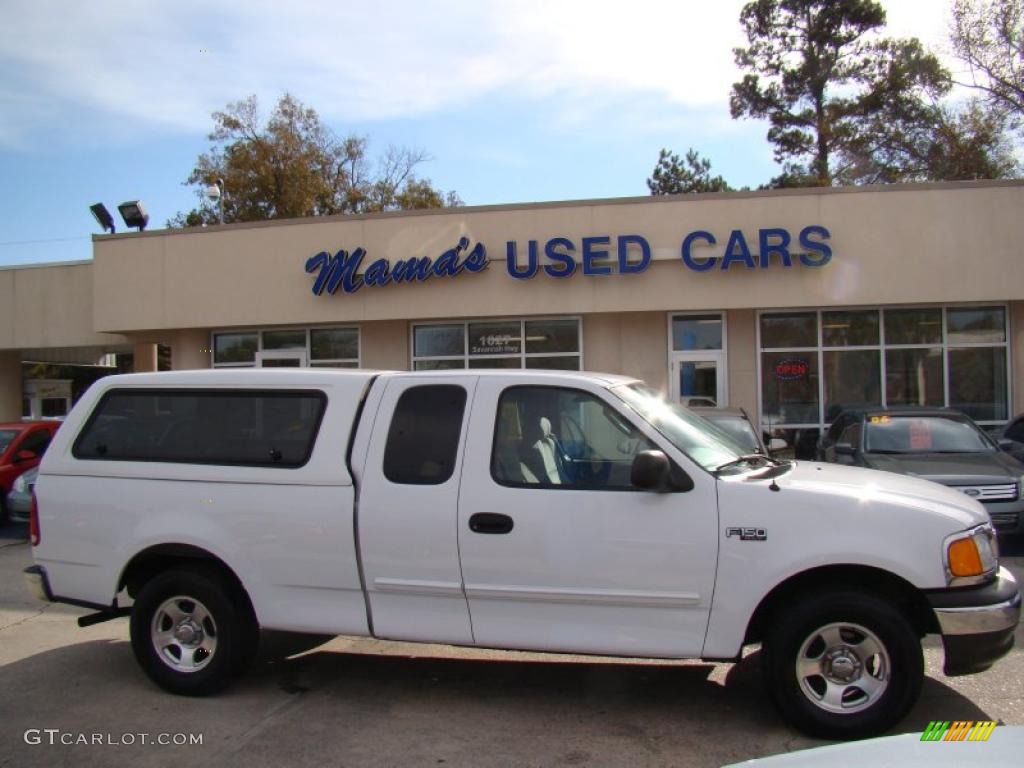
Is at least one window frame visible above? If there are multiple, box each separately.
[211,326,361,369]
[71,388,328,468]
[756,303,1011,435]
[488,384,661,492]
[410,316,583,371]
[382,384,468,486]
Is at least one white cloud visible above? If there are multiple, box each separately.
[0,0,959,147]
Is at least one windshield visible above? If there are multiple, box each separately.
[864,415,994,454]
[0,429,18,454]
[702,416,761,454]
[611,384,746,471]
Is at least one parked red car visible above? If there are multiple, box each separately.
[0,421,60,524]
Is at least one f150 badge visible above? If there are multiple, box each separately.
[726,527,767,541]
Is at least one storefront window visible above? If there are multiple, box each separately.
[761,351,819,425]
[525,355,583,370]
[412,318,581,371]
[884,308,942,345]
[949,347,1008,420]
[823,350,881,419]
[947,307,1006,344]
[525,319,580,355]
[310,328,359,363]
[759,305,1009,432]
[414,325,465,358]
[671,315,723,351]
[262,329,306,350]
[413,359,465,371]
[213,332,258,365]
[213,326,358,368]
[885,348,944,406]
[760,312,817,348]
[469,322,521,356]
[469,357,521,369]
[821,310,879,347]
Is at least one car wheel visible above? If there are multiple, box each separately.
[762,590,923,740]
[130,566,257,695]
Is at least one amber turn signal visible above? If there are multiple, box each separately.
[948,537,984,577]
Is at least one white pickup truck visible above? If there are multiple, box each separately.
[24,369,1020,739]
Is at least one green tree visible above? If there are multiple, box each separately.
[838,99,1019,183]
[646,148,732,194]
[168,94,460,227]
[730,0,949,187]
[951,0,1024,125]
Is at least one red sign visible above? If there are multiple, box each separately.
[775,358,809,381]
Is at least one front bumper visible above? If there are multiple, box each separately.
[927,566,1021,676]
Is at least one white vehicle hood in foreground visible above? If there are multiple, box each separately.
[768,460,991,531]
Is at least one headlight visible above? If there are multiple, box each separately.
[12,473,29,493]
[944,524,998,585]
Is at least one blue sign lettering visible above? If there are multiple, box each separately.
[681,231,718,271]
[758,228,792,268]
[306,238,487,295]
[618,234,651,274]
[544,237,576,278]
[720,230,755,270]
[308,227,831,293]
[798,225,832,267]
[682,226,831,271]
[505,234,653,279]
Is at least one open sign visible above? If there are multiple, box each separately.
[774,358,809,381]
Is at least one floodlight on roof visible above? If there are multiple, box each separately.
[90,203,116,234]
[117,200,150,232]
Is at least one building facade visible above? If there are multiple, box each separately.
[1,181,1021,453]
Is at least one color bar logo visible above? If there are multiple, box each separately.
[921,720,998,741]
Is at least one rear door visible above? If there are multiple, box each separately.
[357,375,477,644]
[457,377,720,658]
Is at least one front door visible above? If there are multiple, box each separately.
[671,352,726,407]
[256,348,307,367]
[457,377,719,658]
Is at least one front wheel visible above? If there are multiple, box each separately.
[130,566,257,695]
[762,590,923,740]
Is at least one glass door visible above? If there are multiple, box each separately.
[671,353,726,407]
[256,348,307,367]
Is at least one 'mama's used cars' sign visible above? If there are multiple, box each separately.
[305,226,832,295]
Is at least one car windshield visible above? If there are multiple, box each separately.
[611,384,746,472]
[703,416,760,454]
[0,429,19,454]
[864,415,994,454]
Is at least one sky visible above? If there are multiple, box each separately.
[0,0,962,266]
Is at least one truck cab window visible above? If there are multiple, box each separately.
[491,386,656,490]
[383,385,467,485]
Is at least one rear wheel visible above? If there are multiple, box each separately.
[762,590,923,740]
[130,566,257,695]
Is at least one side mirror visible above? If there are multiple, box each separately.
[834,442,855,457]
[13,449,37,463]
[768,437,788,452]
[997,438,1015,451]
[631,450,693,492]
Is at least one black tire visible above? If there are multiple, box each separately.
[761,590,923,740]
[130,566,257,695]
[0,496,8,527]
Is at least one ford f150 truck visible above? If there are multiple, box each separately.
[24,369,1021,739]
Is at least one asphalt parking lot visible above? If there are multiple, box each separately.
[0,526,1021,768]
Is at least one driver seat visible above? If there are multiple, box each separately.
[529,417,570,484]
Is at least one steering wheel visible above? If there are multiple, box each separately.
[560,414,611,486]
